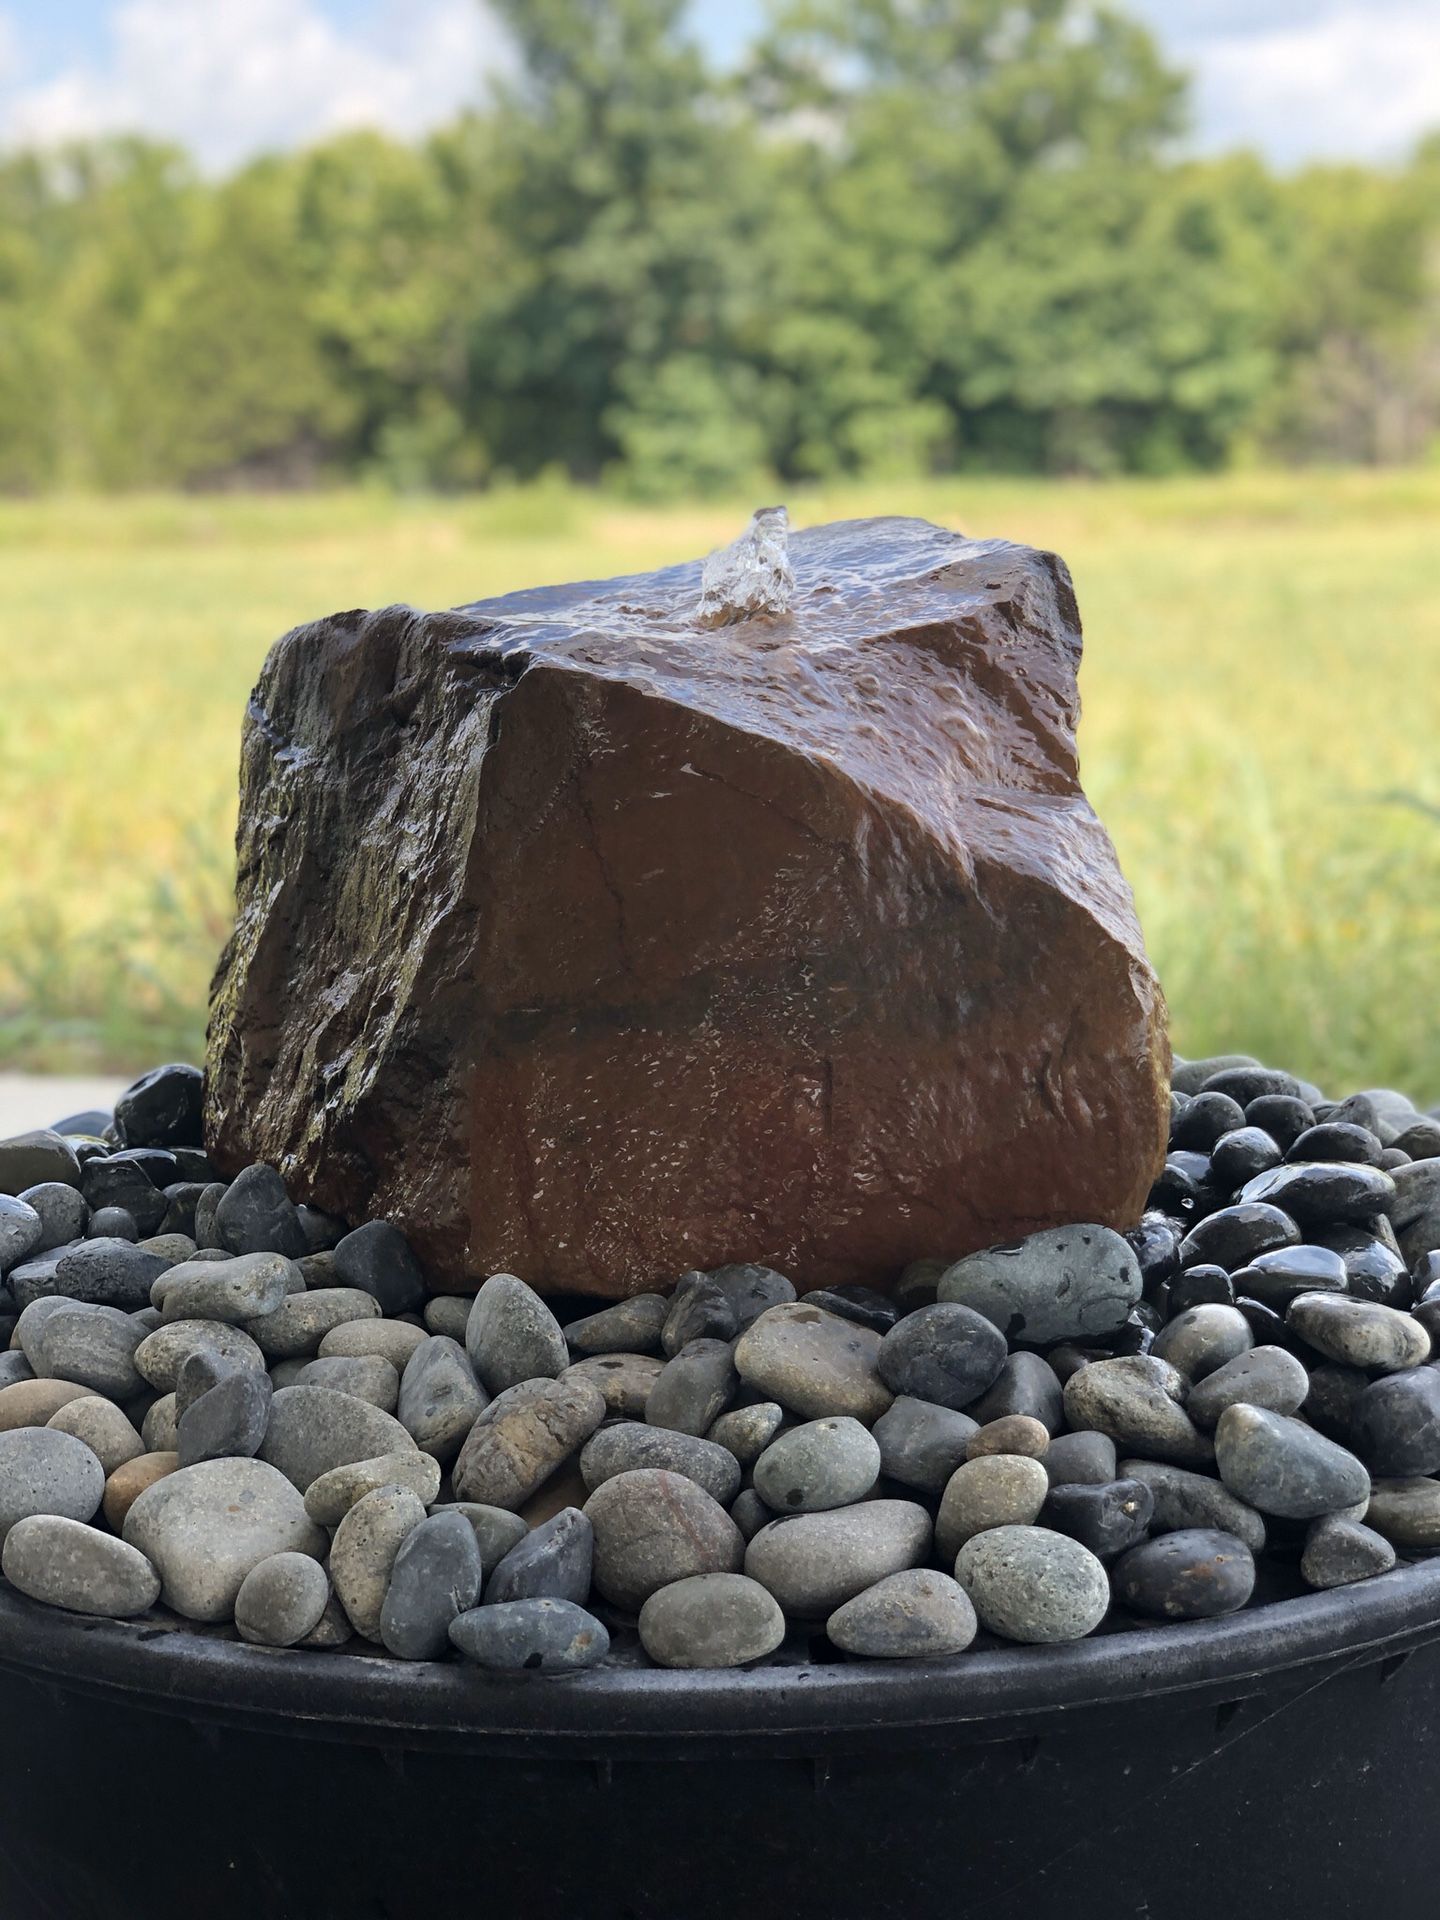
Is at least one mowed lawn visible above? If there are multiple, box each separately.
[2,469,1438,1099]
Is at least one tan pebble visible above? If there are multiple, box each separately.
[103,1451,179,1532]
[936,1454,1049,1562]
[965,1415,1051,1462]
[0,1379,92,1431]
[48,1397,145,1476]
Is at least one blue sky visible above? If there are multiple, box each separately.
[1,0,1437,174]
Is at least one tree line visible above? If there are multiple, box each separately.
[2,0,1437,497]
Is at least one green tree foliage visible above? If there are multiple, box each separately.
[0,0,1434,496]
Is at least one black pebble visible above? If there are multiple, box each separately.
[1166,1265,1235,1315]
[1210,1127,1282,1189]
[1285,1122,1384,1167]
[114,1063,205,1150]
[1112,1528,1256,1619]
[1244,1096,1315,1152]
[1179,1201,1300,1273]
[1044,1478,1154,1560]
[1171,1092,1248,1153]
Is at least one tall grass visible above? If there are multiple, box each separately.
[2,469,1437,1098]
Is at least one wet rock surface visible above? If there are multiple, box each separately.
[204,518,1168,1296]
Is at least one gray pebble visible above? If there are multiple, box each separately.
[380,1510,483,1659]
[1119,1458,1267,1552]
[1185,1346,1311,1430]
[580,1422,741,1505]
[561,1352,664,1418]
[330,1482,429,1641]
[744,1500,932,1617]
[938,1225,1141,1346]
[729,1487,770,1540]
[645,1337,739,1436]
[47,1396,144,1476]
[661,1278,738,1356]
[827,1569,978,1659]
[449,1597,609,1672]
[485,1506,592,1606]
[0,1130,82,1195]
[29,1301,146,1400]
[259,1384,417,1492]
[688,1265,796,1331]
[140,1393,179,1452]
[318,1319,428,1371]
[1043,1431,1118,1487]
[1301,1514,1396,1589]
[295,1354,401,1413]
[967,1351,1065,1435]
[43,1238,169,1312]
[1286,1293,1431,1373]
[242,1287,382,1360]
[564,1294,668,1356]
[753,1416,879,1513]
[638,1572,785,1668]
[123,1456,325,1621]
[707,1402,784,1467]
[935,1453,1049,1561]
[423,1295,475,1342]
[873,1396,979,1493]
[160,1252,296,1324]
[88,1207,138,1241]
[16,1183,88,1254]
[397,1335,488,1463]
[0,1196,43,1275]
[177,1366,273,1466]
[235,1551,332,1646]
[193,1182,226,1249]
[1150,1305,1254,1380]
[453,1375,606,1510]
[877,1303,1007,1411]
[733,1304,890,1423]
[585,1468,744,1610]
[1062,1355,1213,1466]
[331,1219,426,1317]
[1111,1528,1255,1619]
[1,1513,159,1616]
[0,1352,33,1391]
[302,1450,442,1527]
[1366,1477,1440,1547]
[954,1525,1110,1643]
[214,1163,307,1258]
[1215,1404,1370,1518]
[465,1273,567,1395]
[134,1318,267,1394]
[0,1426,105,1543]
[445,1502,529,1569]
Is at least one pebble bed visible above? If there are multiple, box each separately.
[1,1057,1440,1673]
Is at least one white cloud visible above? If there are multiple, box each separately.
[0,0,510,173]
[1134,0,1440,166]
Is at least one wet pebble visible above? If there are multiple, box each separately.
[1112,1528,1255,1619]
[1185,1346,1311,1430]
[1285,1293,1430,1372]
[877,1302,1007,1412]
[938,1225,1141,1346]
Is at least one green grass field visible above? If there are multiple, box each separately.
[3,469,1438,1100]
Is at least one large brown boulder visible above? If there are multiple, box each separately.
[206,514,1168,1298]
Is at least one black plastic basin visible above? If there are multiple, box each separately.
[2,1565,1440,1920]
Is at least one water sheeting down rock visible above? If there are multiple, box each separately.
[206,515,1169,1297]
